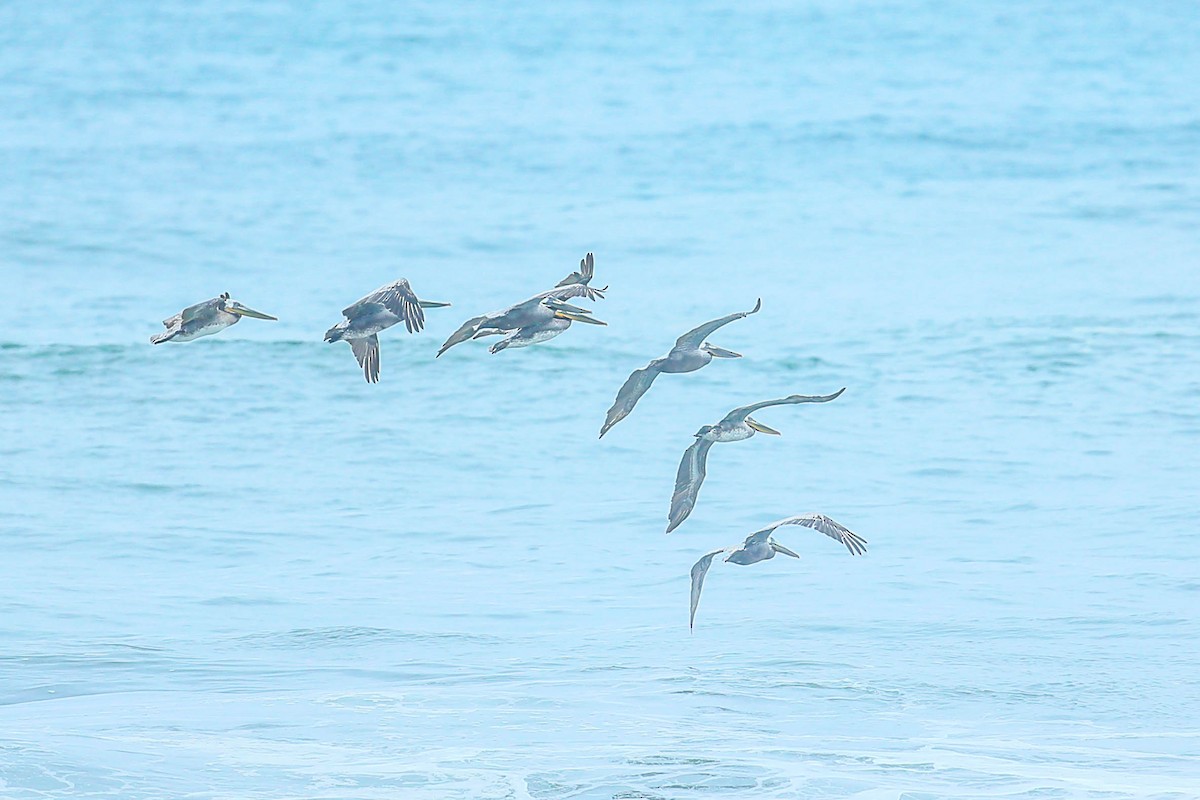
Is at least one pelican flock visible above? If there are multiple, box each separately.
[149,252,866,629]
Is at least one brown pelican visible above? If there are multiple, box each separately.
[667,389,846,533]
[436,253,605,357]
[151,292,277,344]
[689,514,867,628]
[599,299,761,438]
[325,279,450,383]
[487,305,608,353]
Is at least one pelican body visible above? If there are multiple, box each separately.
[437,253,606,357]
[600,299,761,438]
[667,389,847,533]
[689,514,867,628]
[151,292,277,344]
[325,279,450,383]
[488,311,607,354]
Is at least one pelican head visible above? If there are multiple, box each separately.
[223,299,278,320]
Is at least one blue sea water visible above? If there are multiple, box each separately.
[2,1,1200,797]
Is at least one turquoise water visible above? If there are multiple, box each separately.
[2,2,1200,797]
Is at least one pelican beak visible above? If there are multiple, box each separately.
[419,300,452,308]
[771,542,801,558]
[548,301,592,315]
[704,344,742,358]
[227,304,277,320]
[554,309,607,325]
[746,417,781,435]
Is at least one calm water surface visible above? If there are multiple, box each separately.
[2,2,1199,798]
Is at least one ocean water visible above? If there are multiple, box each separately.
[2,1,1200,797]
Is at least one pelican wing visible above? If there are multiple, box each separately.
[532,281,605,305]
[349,335,381,383]
[689,548,728,629]
[174,295,225,325]
[667,437,714,533]
[436,314,489,357]
[599,360,664,438]
[749,514,868,556]
[556,252,595,287]
[720,388,846,425]
[343,279,425,333]
[672,298,762,352]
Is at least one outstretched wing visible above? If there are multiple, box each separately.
[349,335,381,383]
[436,314,489,357]
[672,298,761,352]
[667,437,714,533]
[343,279,425,333]
[720,388,846,425]
[749,514,868,556]
[689,548,727,629]
[556,252,595,287]
[599,360,664,438]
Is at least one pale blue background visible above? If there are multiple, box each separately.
[1,2,1199,798]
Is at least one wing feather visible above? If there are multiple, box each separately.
[749,514,868,555]
[349,335,381,383]
[532,282,605,304]
[343,279,425,333]
[555,252,595,288]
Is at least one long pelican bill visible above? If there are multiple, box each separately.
[745,416,781,435]
[227,304,278,320]
[771,541,801,558]
[554,309,607,325]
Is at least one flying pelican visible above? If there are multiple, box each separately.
[599,298,761,438]
[436,253,605,357]
[667,389,846,533]
[325,279,450,383]
[689,514,867,628]
[151,292,277,344]
[487,304,608,353]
